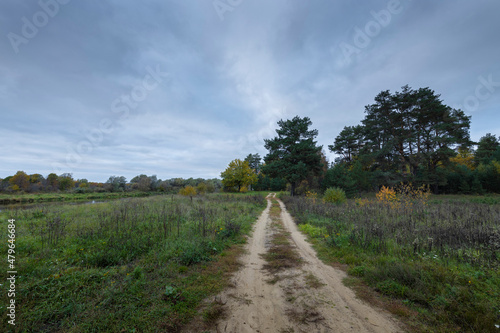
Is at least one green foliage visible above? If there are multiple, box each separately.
[298,223,325,238]
[171,240,214,266]
[164,285,178,298]
[244,153,262,173]
[58,173,75,191]
[196,182,207,194]
[475,133,499,166]
[442,160,500,194]
[350,160,371,192]
[130,174,153,191]
[328,125,364,164]
[323,187,347,204]
[330,85,473,192]
[262,116,323,196]
[254,173,287,191]
[105,175,127,192]
[322,163,357,197]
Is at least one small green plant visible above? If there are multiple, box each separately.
[323,187,347,204]
[164,285,177,297]
[298,224,324,238]
[132,266,144,279]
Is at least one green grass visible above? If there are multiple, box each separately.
[284,195,500,333]
[0,194,266,332]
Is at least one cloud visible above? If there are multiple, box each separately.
[1,0,499,181]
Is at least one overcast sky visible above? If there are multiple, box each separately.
[1,0,499,182]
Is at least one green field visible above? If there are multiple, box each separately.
[2,192,499,332]
[0,194,265,332]
[283,195,500,332]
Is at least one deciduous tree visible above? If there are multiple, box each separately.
[9,171,30,191]
[105,176,127,192]
[450,147,475,170]
[58,173,75,191]
[47,173,59,191]
[179,185,197,202]
[131,174,152,192]
[220,159,258,192]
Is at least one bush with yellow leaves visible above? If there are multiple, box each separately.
[376,183,430,210]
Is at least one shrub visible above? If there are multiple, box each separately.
[376,186,398,205]
[376,183,431,209]
[305,190,318,203]
[298,224,324,238]
[323,187,347,204]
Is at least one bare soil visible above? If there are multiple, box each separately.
[205,194,404,333]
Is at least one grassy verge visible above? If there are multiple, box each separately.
[283,195,500,333]
[0,194,265,332]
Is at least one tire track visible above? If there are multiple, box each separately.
[209,194,403,333]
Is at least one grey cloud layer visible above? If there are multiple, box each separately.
[1,0,499,181]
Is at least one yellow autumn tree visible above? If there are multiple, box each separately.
[9,171,30,191]
[220,159,258,192]
[450,147,475,170]
[179,185,197,202]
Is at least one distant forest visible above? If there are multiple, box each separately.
[2,85,500,196]
[0,172,223,195]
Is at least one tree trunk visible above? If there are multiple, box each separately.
[290,182,296,196]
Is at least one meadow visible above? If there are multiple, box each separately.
[283,192,500,332]
[0,191,156,205]
[0,193,265,332]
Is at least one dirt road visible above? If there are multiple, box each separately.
[213,194,403,333]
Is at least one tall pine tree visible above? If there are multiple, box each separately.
[263,116,323,196]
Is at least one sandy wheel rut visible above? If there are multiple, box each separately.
[209,193,403,333]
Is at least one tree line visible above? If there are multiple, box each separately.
[221,85,500,195]
[4,85,499,196]
[0,171,222,195]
